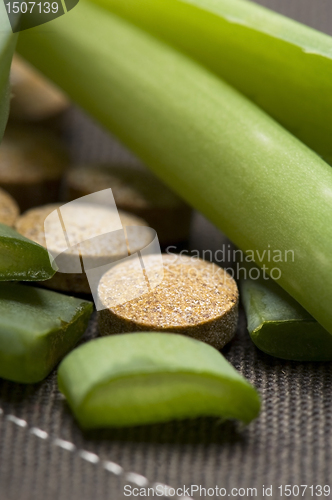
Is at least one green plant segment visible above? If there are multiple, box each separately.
[91,0,332,165]
[0,5,17,142]
[241,279,332,362]
[17,1,332,336]
[0,283,93,383]
[0,223,56,281]
[58,333,260,428]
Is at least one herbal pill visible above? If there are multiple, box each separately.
[64,164,192,245]
[16,203,150,294]
[0,187,19,226]
[10,54,69,122]
[0,125,68,211]
[98,254,239,349]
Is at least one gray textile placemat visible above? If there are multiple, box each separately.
[1,1,332,499]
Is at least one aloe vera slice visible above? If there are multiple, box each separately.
[0,223,56,281]
[0,283,93,383]
[58,333,260,428]
[16,2,332,337]
[0,5,17,141]
[241,279,332,362]
[91,0,332,165]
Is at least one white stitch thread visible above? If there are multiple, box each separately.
[126,472,149,487]
[6,415,27,427]
[79,450,100,464]
[30,427,49,440]
[103,461,123,475]
[1,409,186,500]
[53,438,76,451]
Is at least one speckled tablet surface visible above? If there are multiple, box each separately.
[15,203,150,294]
[98,254,238,349]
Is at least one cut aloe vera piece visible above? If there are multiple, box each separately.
[241,279,332,362]
[58,332,260,428]
[91,0,332,165]
[17,2,332,336]
[0,283,93,383]
[0,5,18,142]
[0,223,56,281]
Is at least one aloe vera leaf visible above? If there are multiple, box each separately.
[17,2,332,336]
[241,279,332,362]
[0,5,17,142]
[0,223,56,281]
[90,0,332,165]
[58,332,260,428]
[0,283,93,383]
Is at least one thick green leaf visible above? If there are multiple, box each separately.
[58,333,260,428]
[0,283,93,383]
[17,2,332,336]
[0,4,17,141]
[241,279,332,362]
[0,223,56,281]
[91,0,332,164]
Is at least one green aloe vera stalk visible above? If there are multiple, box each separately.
[0,283,93,383]
[241,279,332,362]
[17,2,332,336]
[91,0,332,164]
[58,333,260,428]
[0,5,17,142]
[0,223,56,281]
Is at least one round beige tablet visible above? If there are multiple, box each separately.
[16,203,150,294]
[0,187,19,226]
[64,164,192,245]
[10,54,69,122]
[0,126,69,211]
[98,254,239,349]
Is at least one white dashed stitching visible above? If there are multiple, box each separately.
[103,461,123,475]
[125,472,149,487]
[0,408,193,500]
[53,438,76,452]
[79,450,100,464]
[6,415,27,427]
[30,427,49,440]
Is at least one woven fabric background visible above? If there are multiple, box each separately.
[1,1,332,499]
